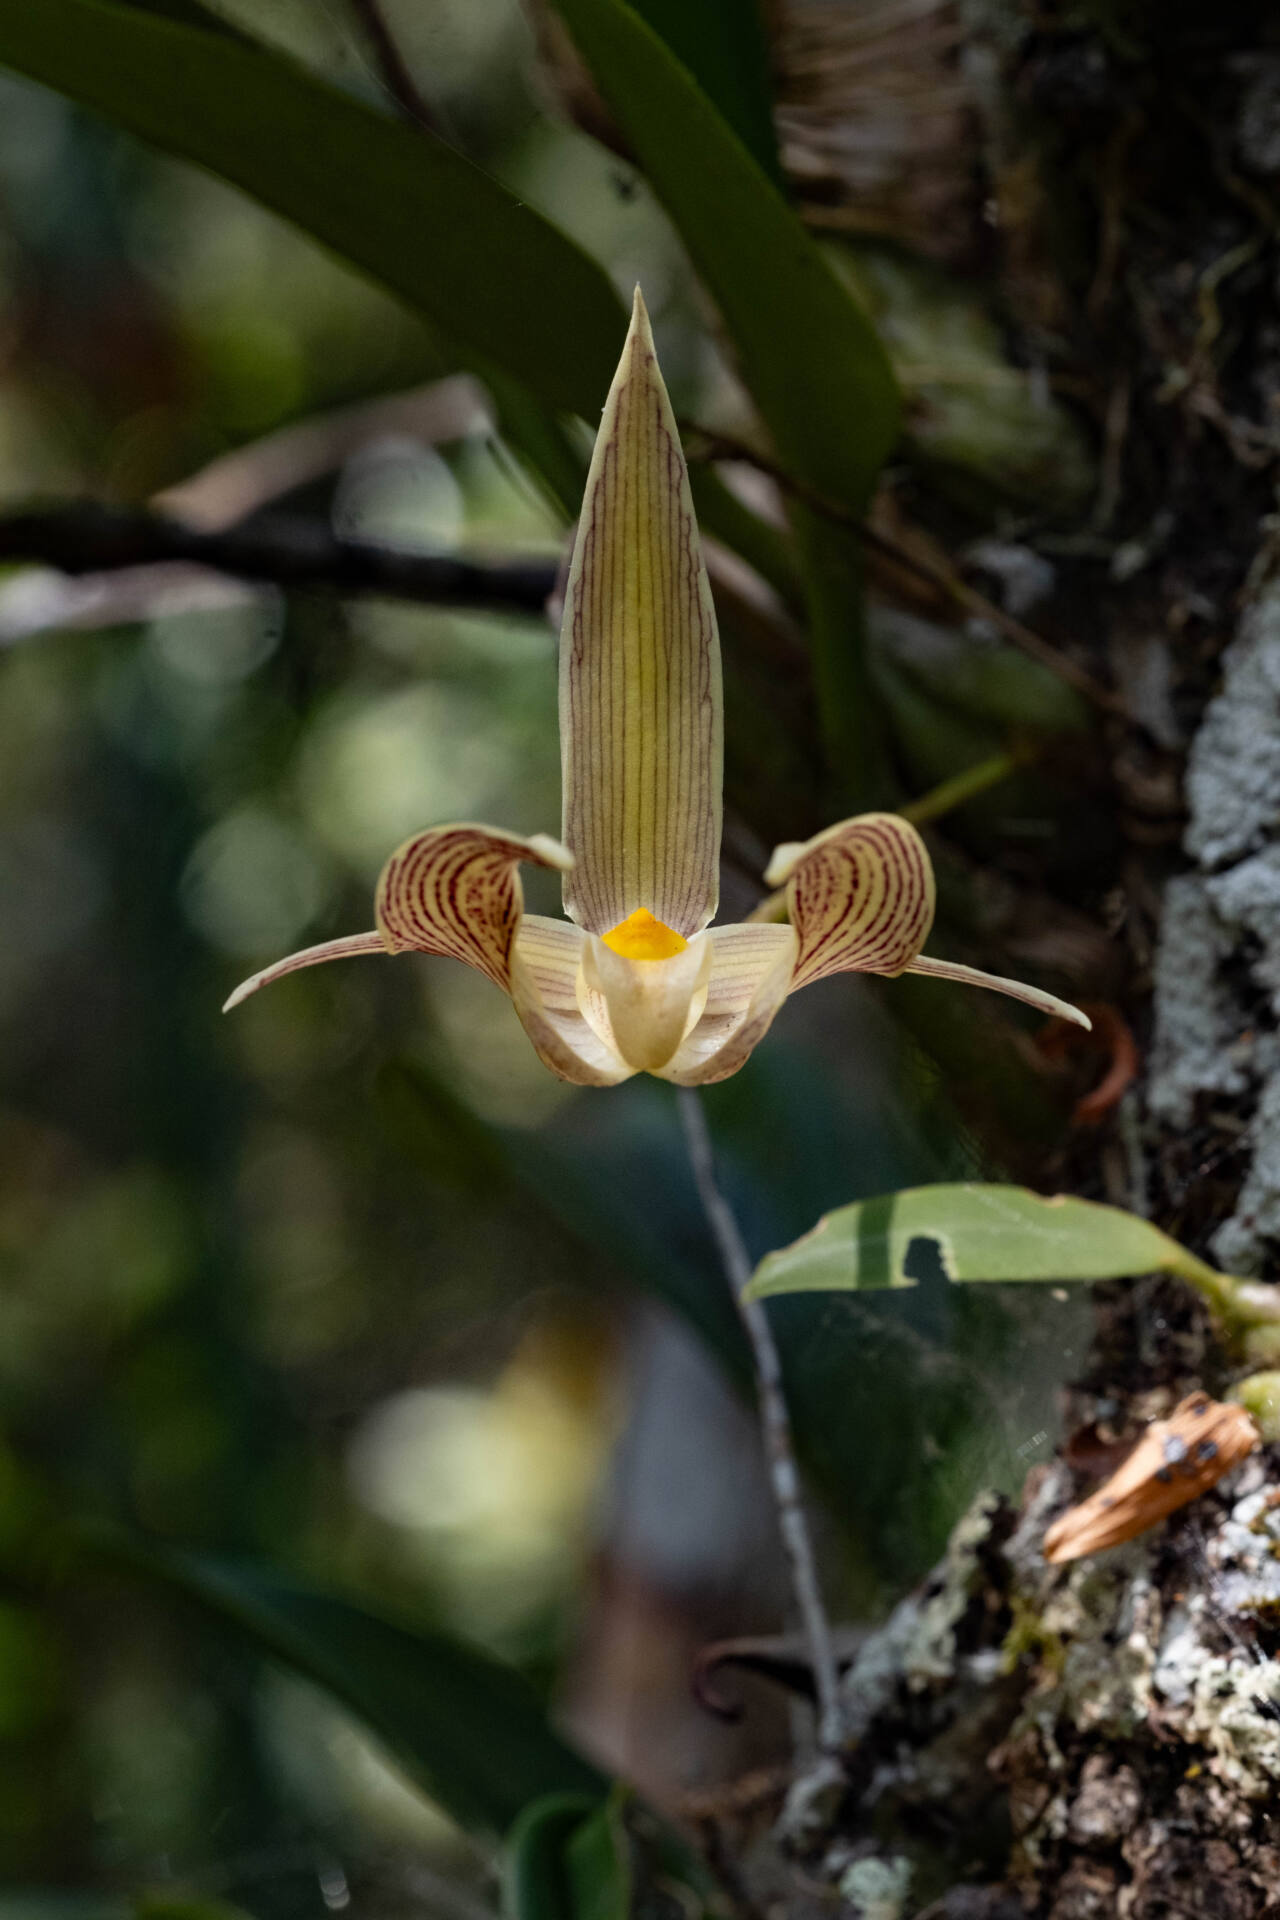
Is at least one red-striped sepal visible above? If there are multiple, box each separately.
[764,813,936,991]
[375,824,573,991]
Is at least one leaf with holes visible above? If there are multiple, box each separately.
[745,1183,1231,1301]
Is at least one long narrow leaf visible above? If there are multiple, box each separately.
[82,1535,606,1836]
[504,1795,624,1920]
[0,0,626,418]
[548,0,900,512]
[625,0,780,184]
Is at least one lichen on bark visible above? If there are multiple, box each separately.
[743,1448,1280,1916]
[1152,579,1280,1274]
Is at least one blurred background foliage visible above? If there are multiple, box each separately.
[0,0,1104,1911]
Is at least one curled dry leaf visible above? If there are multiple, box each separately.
[691,1630,863,1722]
[1037,1002,1140,1127]
[1043,1392,1260,1564]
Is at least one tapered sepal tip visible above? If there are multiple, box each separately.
[628,283,652,338]
[222,931,390,1012]
[559,270,722,938]
[905,955,1092,1030]
[762,842,803,888]
[526,832,575,873]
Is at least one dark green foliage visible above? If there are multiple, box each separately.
[549,0,900,512]
[81,1537,607,1837]
[0,0,626,415]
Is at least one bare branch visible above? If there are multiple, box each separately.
[0,502,557,617]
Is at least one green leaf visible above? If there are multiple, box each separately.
[506,1795,596,1920]
[505,1794,631,1920]
[548,0,900,512]
[791,503,893,806]
[688,467,803,612]
[625,0,780,184]
[747,1183,1229,1301]
[504,1788,709,1920]
[0,0,626,418]
[548,0,902,807]
[81,1535,606,1835]
[565,1801,632,1920]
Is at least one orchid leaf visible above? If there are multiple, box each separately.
[0,0,626,419]
[625,0,781,184]
[0,1,798,592]
[792,508,893,805]
[564,1802,633,1920]
[506,1795,598,1920]
[547,0,900,513]
[688,467,803,610]
[377,1061,1077,1581]
[80,1533,606,1835]
[505,1788,712,1920]
[746,1183,1230,1301]
[505,1794,631,1920]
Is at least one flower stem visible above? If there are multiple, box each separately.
[677,1088,846,1754]
[898,749,1024,827]
[746,748,1024,926]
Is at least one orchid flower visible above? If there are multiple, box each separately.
[225,291,1089,1084]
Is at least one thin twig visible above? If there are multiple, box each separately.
[0,502,557,614]
[349,0,441,135]
[677,1088,846,1755]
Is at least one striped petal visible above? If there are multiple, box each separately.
[223,931,389,1012]
[376,824,573,991]
[658,923,799,1086]
[509,916,635,1086]
[559,286,722,939]
[905,955,1092,1030]
[223,825,573,1015]
[765,813,935,991]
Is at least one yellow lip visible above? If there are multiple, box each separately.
[600,908,689,961]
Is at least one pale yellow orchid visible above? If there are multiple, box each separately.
[225,291,1089,1083]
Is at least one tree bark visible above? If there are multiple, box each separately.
[689,3,1280,1911]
